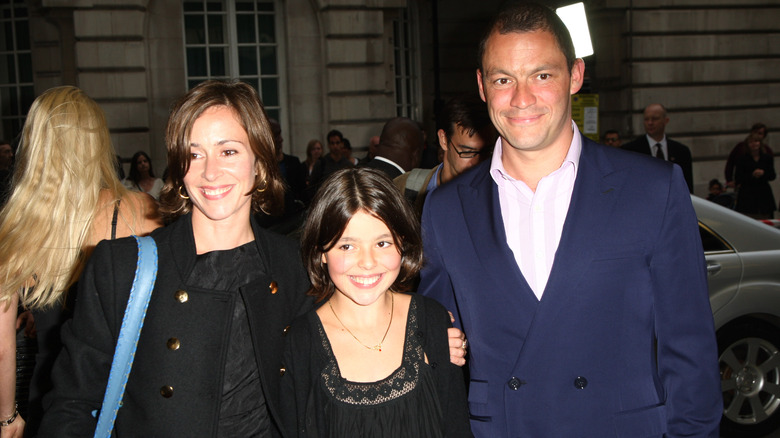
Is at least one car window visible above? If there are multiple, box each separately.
[699,223,730,253]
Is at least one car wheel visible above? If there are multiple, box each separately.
[718,322,780,437]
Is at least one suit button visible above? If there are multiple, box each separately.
[160,385,174,398]
[167,338,180,350]
[574,376,588,389]
[174,290,188,303]
[280,366,286,377]
[269,281,278,294]
[507,377,522,390]
[283,325,291,336]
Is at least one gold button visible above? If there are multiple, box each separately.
[269,281,278,295]
[283,325,291,336]
[279,366,286,377]
[167,338,180,350]
[160,385,174,398]
[174,290,188,303]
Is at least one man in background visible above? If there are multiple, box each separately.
[601,129,621,147]
[622,103,693,192]
[362,117,424,179]
[394,94,496,216]
[307,129,353,197]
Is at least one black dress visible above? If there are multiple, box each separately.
[280,293,472,438]
[187,241,272,437]
[317,296,443,437]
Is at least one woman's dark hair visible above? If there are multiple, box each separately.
[127,150,155,186]
[301,167,423,302]
[158,79,284,221]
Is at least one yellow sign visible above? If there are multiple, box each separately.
[571,94,599,142]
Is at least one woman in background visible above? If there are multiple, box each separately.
[304,139,323,181]
[123,150,164,200]
[0,86,160,437]
[281,167,471,437]
[724,122,770,188]
[735,132,776,219]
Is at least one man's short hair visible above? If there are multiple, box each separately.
[478,1,576,72]
[327,129,343,142]
[438,94,493,141]
[602,129,619,141]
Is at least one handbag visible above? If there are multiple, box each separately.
[93,235,158,438]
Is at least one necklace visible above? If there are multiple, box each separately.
[328,292,394,352]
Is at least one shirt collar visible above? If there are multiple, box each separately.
[374,156,405,175]
[645,134,667,148]
[490,120,582,187]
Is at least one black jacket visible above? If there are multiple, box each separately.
[39,214,312,437]
[361,158,404,180]
[622,136,694,193]
[735,152,777,215]
[279,294,472,437]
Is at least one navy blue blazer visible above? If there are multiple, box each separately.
[419,135,721,437]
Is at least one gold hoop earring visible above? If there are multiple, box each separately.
[177,186,190,200]
[256,179,267,193]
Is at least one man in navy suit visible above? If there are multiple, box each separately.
[622,103,694,193]
[418,2,721,437]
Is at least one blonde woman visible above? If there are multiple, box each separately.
[0,86,161,437]
[304,139,323,184]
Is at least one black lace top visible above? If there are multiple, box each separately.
[314,296,444,437]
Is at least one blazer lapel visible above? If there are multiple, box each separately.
[538,137,625,311]
[459,166,536,303]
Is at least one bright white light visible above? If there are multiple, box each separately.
[556,2,594,58]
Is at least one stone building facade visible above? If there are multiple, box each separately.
[1,0,779,197]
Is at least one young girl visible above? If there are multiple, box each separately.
[281,167,471,437]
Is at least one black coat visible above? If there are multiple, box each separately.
[39,214,312,437]
[622,136,694,193]
[279,294,472,438]
[735,152,776,215]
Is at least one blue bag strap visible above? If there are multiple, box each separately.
[93,235,158,438]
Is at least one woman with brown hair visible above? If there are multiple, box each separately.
[123,150,164,200]
[735,132,776,219]
[38,80,311,437]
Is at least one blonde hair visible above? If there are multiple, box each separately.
[0,86,128,309]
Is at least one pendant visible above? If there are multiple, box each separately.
[373,344,382,352]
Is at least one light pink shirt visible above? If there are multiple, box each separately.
[489,121,582,300]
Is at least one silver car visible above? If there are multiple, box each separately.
[694,195,780,437]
